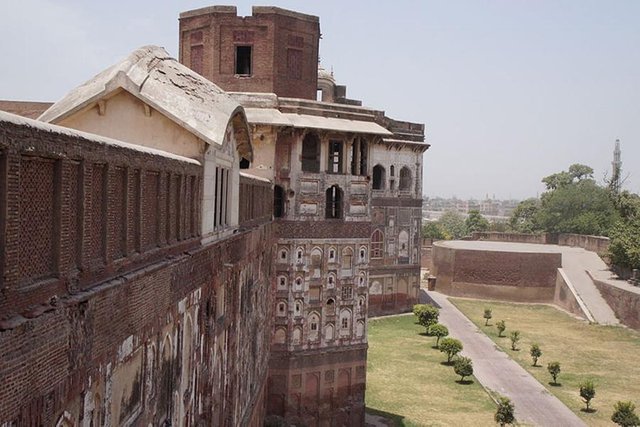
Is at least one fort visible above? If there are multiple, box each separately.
[0,5,427,427]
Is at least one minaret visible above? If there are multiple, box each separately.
[611,139,622,194]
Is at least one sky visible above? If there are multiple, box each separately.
[1,0,638,200]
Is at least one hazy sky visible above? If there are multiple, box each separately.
[1,0,638,199]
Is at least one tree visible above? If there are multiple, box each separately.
[422,221,446,240]
[608,217,640,270]
[416,305,440,332]
[579,380,596,412]
[454,356,473,382]
[537,177,619,236]
[483,307,493,326]
[510,331,520,351]
[548,361,561,385]
[496,320,506,337]
[509,198,540,233]
[439,338,463,364]
[466,210,490,233]
[495,396,515,426]
[428,323,449,347]
[611,401,640,427]
[530,343,542,367]
[438,210,468,239]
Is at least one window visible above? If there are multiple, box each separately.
[311,248,322,278]
[239,158,250,169]
[399,230,409,257]
[325,185,343,219]
[372,165,385,190]
[213,166,230,230]
[359,246,367,262]
[308,312,320,341]
[278,248,288,262]
[371,229,384,258]
[274,185,285,218]
[277,302,287,316]
[390,165,395,177]
[328,247,336,262]
[295,277,303,290]
[328,140,343,173]
[296,247,304,263]
[350,138,368,175]
[294,300,303,316]
[235,45,252,75]
[399,166,412,191]
[341,317,349,329]
[341,286,353,300]
[341,247,353,274]
[327,273,336,288]
[301,133,320,173]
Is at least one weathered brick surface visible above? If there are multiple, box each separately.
[179,6,320,99]
[0,118,274,426]
[432,243,562,302]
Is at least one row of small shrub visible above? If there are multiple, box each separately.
[482,306,640,426]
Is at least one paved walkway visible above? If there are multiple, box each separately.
[560,247,619,324]
[423,290,586,427]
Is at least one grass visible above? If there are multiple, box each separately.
[366,314,496,426]
[450,298,640,426]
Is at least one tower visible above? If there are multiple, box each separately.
[611,139,622,194]
[179,6,320,99]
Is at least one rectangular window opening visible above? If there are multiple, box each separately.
[328,140,343,174]
[235,45,252,75]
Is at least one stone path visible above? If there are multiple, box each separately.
[560,247,619,324]
[423,290,586,427]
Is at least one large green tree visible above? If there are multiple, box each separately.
[438,210,468,239]
[509,198,540,233]
[536,165,619,236]
[465,210,490,233]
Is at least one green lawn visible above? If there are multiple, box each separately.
[450,298,640,426]
[366,315,496,426]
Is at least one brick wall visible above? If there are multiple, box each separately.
[179,6,320,99]
[431,243,561,302]
[0,115,274,426]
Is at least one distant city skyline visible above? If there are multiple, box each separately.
[1,0,638,199]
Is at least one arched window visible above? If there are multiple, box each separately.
[399,166,412,191]
[294,276,303,290]
[341,247,353,275]
[277,275,288,290]
[324,323,335,341]
[372,165,386,190]
[356,320,365,338]
[311,248,322,278]
[358,246,367,263]
[296,247,304,263]
[273,185,285,218]
[325,185,343,219]
[302,133,320,173]
[339,309,352,334]
[277,301,287,317]
[390,165,395,177]
[278,247,288,262]
[398,230,409,257]
[328,247,336,262]
[358,272,366,287]
[274,328,286,344]
[308,312,320,341]
[371,229,384,258]
[294,300,303,316]
[239,157,250,169]
[292,327,302,345]
[327,273,336,288]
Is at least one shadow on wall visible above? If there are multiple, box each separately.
[365,407,407,427]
